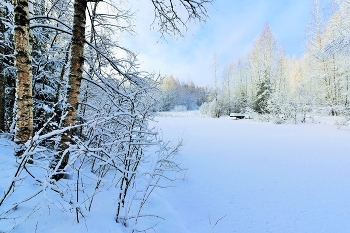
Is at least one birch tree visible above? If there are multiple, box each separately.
[52,0,213,178]
[0,5,5,131]
[1,0,209,229]
[13,0,33,155]
[52,0,87,178]
[304,0,333,108]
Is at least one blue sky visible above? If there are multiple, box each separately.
[122,0,316,86]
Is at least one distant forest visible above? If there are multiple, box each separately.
[157,75,208,111]
[161,1,350,124]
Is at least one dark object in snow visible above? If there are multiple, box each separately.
[229,113,250,120]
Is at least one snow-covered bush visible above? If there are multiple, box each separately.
[245,107,270,122]
[199,99,223,118]
[0,1,185,231]
[0,82,185,232]
[199,101,209,115]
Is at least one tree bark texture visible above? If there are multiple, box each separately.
[56,0,87,177]
[14,0,33,153]
[0,10,6,132]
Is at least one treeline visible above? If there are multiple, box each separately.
[158,75,208,111]
[201,0,350,123]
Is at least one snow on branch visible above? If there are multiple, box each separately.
[324,35,350,57]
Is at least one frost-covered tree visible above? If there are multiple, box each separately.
[321,0,350,109]
[30,0,73,137]
[220,61,234,115]
[201,54,223,118]
[200,0,350,122]
[249,24,278,113]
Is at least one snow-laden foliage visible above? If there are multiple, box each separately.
[0,103,184,232]
[0,0,214,231]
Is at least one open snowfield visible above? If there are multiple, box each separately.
[152,114,350,233]
[1,113,350,232]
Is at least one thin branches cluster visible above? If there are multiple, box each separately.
[151,0,211,36]
[0,0,210,231]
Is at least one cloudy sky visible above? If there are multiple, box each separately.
[121,0,317,86]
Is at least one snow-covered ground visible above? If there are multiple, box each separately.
[1,113,350,232]
[152,114,350,233]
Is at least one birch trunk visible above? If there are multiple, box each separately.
[0,11,5,132]
[54,0,87,179]
[14,0,33,155]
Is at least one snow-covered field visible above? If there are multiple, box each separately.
[152,114,350,233]
[1,113,350,232]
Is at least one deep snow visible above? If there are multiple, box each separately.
[1,114,350,232]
